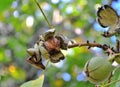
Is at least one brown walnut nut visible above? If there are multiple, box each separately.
[44,37,60,52]
[26,29,69,69]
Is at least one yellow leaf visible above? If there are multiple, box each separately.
[20,74,44,87]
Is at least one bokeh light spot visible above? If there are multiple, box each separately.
[111,36,116,43]
[26,16,34,27]
[66,6,73,14]
[93,22,109,32]
[76,72,85,81]
[9,65,16,73]
[61,0,71,3]
[111,1,120,15]
[12,1,18,8]
[112,61,118,66]
[74,28,83,35]
[55,79,63,87]
[13,10,19,18]
[91,47,102,53]
[51,0,59,4]
[42,3,51,11]
[53,61,64,68]
[62,72,71,82]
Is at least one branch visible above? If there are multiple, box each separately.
[68,40,102,49]
[68,40,117,55]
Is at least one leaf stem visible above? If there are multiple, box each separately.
[34,0,53,28]
[42,60,50,74]
[102,79,120,87]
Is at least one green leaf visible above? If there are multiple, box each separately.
[0,0,13,12]
[0,75,6,81]
[115,74,120,87]
[0,75,1,80]
[20,74,44,87]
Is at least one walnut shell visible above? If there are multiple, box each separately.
[84,56,112,84]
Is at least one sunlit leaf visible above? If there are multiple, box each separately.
[0,0,13,12]
[20,74,44,87]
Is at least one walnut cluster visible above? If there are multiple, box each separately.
[26,29,69,70]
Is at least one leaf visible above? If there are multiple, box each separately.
[0,75,1,80]
[0,75,7,81]
[20,74,44,87]
[115,74,120,87]
[0,0,14,12]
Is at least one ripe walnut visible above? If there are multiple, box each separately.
[26,29,69,69]
[44,37,60,52]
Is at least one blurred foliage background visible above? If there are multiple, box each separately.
[1,0,120,87]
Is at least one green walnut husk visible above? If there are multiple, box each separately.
[115,58,120,64]
[108,53,120,64]
[84,56,112,84]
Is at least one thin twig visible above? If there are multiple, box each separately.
[102,28,120,38]
[98,65,120,87]
[103,79,120,87]
[116,39,120,52]
[106,72,113,87]
[102,31,116,38]
[34,0,53,28]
